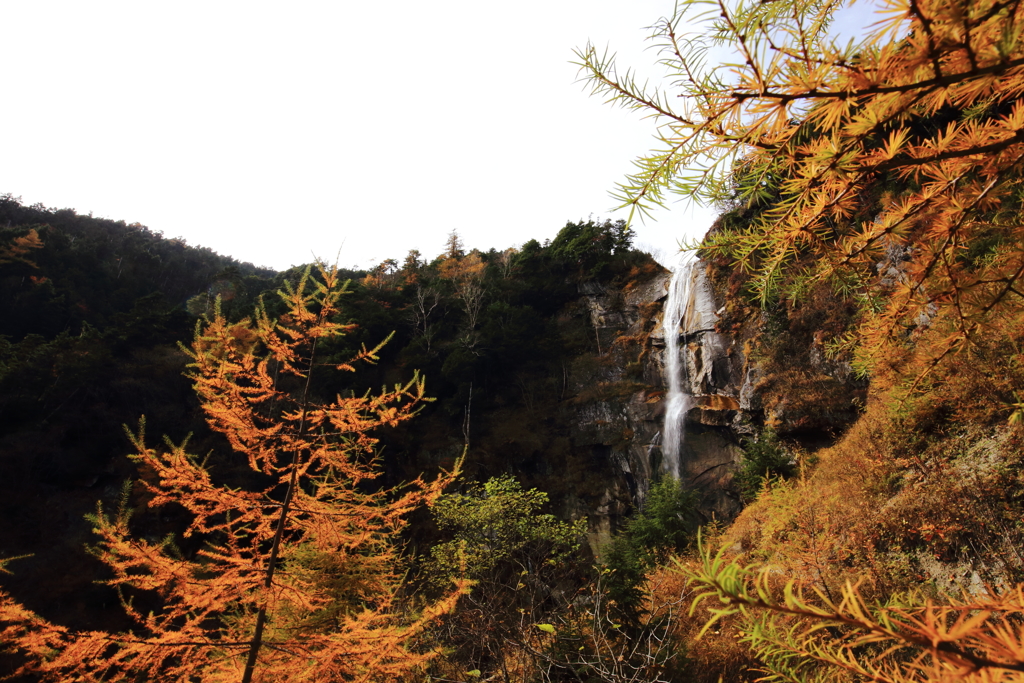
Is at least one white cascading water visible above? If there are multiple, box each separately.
[661,253,698,479]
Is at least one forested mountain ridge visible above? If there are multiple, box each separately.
[1,159,1022,681]
[0,196,680,654]
[0,194,275,337]
[2,186,765,680]
[5,180,1017,683]
[7,171,1013,682]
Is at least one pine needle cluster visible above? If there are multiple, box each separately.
[575,0,1024,387]
[686,540,1024,682]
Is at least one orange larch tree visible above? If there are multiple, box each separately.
[575,0,1024,386]
[0,264,463,682]
[0,227,43,268]
[439,250,487,344]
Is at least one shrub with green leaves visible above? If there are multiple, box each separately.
[426,475,585,588]
[423,476,586,680]
[602,476,699,617]
[734,428,796,502]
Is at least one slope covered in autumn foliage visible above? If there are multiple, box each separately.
[573,0,1024,678]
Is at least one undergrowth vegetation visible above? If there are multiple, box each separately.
[734,428,796,502]
[601,477,700,621]
[627,396,1024,683]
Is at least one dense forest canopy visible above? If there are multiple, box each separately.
[0,195,668,680]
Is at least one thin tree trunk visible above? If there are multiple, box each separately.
[240,331,320,683]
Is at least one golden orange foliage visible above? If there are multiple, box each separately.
[0,264,463,682]
[361,258,401,292]
[674,398,1024,682]
[647,556,758,683]
[439,251,487,338]
[686,541,1024,682]
[576,0,1024,385]
[0,228,43,267]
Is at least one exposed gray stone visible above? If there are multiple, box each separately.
[568,261,754,551]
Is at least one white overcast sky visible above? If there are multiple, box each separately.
[1,1,876,272]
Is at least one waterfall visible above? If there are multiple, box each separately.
[661,253,699,479]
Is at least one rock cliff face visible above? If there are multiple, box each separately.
[563,274,668,553]
[567,256,865,553]
[382,252,865,559]
[566,263,748,553]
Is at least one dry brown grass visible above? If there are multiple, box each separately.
[647,558,761,682]
[645,374,1024,680]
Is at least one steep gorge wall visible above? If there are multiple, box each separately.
[566,256,866,553]
[565,264,741,551]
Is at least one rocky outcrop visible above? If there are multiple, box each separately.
[566,251,868,553]
[564,273,668,553]
[566,264,747,552]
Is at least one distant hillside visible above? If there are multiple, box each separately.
[0,198,663,640]
[0,193,276,340]
[0,195,282,631]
